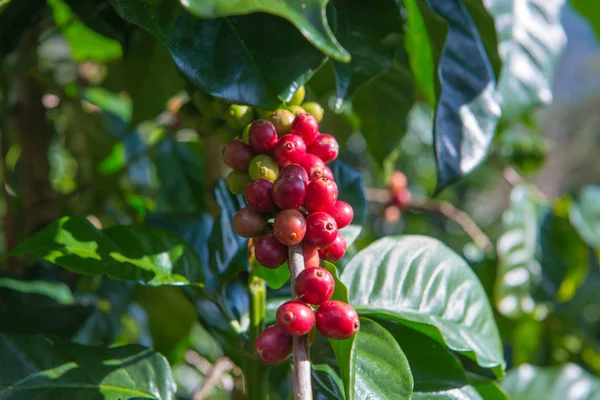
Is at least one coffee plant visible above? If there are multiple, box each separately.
[1,0,600,399]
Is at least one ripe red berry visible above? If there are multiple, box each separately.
[273,134,306,167]
[279,163,308,185]
[272,174,305,210]
[304,212,337,248]
[273,210,306,246]
[315,300,359,340]
[318,233,346,262]
[276,300,315,336]
[249,119,278,154]
[290,113,319,145]
[392,188,412,211]
[307,133,339,164]
[304,177,338,213]
[322,166,334,181]
[299,154,326,181]
[244,179,276,213]
[388,171,408,194]
[303,245,320,267]
[382,205,401,223]
[255,233,288,269]
[329,201,353,229]
[255,325,293,364]
[295,267,334,305]
[223,139,256,171]
[232,207,267,238]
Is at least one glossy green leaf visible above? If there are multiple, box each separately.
[4,216,204,286]
[483,0,566,118]
[180,0,350,62]
[0,335,175,399]
[110,0,327,108]
[571,0,600,41]
[251,262,290,290]
[311,334,347,400]
[323,261,348,303]
[502,363,600,400]
[426,0,500,192]
[412,383,508,400]
[341,235,505,377]
[570,185,600,250]
[330,160,367,247]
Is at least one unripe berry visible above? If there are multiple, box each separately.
[295,267,334,305]
[249,154,279,182]
[225,104,254,129]
[289,105,306,116]
[269,109,295,135]
[303,245,320,267]
[249,119,278,154]
[232,207,268,238]
[307,134,339,164]
[329,201,353,229]
[255,325,293,364]
[304,212,337,248]
[289,85,306,106]
[276,300,315,336]
[388,171,408,194]
[244,179,275,213]
[223,139,255,171]
[301,101,324,123]
[290,113,319,145]
[280,164,309,185]
[242,123,252,144]
[304,177,338,213]
[392,188,412,211]
[299,154,326,181]
[255,233,288,269]
[319,233,346,262]
[273,210,306,246]
[255,108,273,120]
[226,171,251,195]
[315,300,359,340]
[272,174,306,210]
[273,134,306,167]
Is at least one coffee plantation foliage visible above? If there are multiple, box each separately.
[2,0,600,399]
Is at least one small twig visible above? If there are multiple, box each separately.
[191,357,234,400]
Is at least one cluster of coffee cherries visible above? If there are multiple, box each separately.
[382,170,412,223]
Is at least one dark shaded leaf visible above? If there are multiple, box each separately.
[329,160,367,246]
[0,0,46,58]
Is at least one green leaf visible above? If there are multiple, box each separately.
[571,0,600,41]
[5,216,204,286]
[110,0,327,108]
[323,261,348,303]
[502,363,600,400]
[0,0,45,58]
[251,262,290,290]
[341,235,505,377]
[570,185,600,250]
[180,0,350,63]
[311,334,347,400]
[412,383,508,400]
[484,0,566,118]
[426,0,500,192]
[330,160,367,247]
[0,335,175,399]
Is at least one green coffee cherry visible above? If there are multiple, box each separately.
[226,104,254,129]
[269,109,295,135]
[242,123,252,144]
[289,105,306,116]
[211,98,230,119]
[227,171,251,195]
[249,154,279,182]
[255,108,273,119]
[289,85,306,106]
[302,101,324,122]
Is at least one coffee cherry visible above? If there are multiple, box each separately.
[255,325,293,364]
[289,85,306,106]
[244,179,275,213]
[302,102,324,123]
[249,154,279,182]
[319,233,346,262]
[223,139,255,171]
[249,119,278,154]
[299,154,326,181]
[233,207,267,238]
[289,105,306,116]
[226,171,251,195]
[273,210,306,246]
[322,166,334,181]
[242,123,252,144]
[303,245,320,267]
[280,164,309,185]
[307,134,339,164]
[388,171,408,194]
[295,267,334,305]
[226,104,254,129]
[316,301,359,340]
[382,205,401,223]
[276,300,315,336]
[304,177,338,213]
[304,212,337,247]
[272,174,306,210]
[269,109,295,135]
[290,113,319,145]
[255,233,288,269]
[329,201,353,229]
[392,188,412,211]
[255,108,273,120]
[273,134,307,167]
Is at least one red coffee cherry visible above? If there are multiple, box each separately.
[272,174,305,210]
[223,139,256,171]
[329,201,353,229]
[307,133,339,164]
[304,177,338,213]
[391,188,412,211]
[304,212,337,248]
[299,154,326,181]
[255,233,288,269]
[290,113,319,145]
[322,166,334,181]
[276,300,315,336]
[295,267,334,305]
[303,245,320,267]
[388,171,408,194]
[316,300,359,340]
[244,179,276,213]
[273,134,306,167]
[255,325,293,364]
[249,119,278,154]
[318,233,346,262]
[273,209,306,246]
[279,163,309,185]
[382,205,401,223]
[232,207,267,238]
